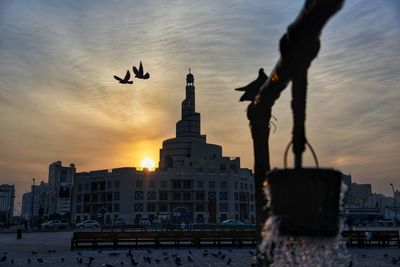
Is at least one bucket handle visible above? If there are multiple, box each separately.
[284,140,319,168]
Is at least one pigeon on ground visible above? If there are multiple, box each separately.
[27,259,31,263]
[10,259,14,264]
[31,251,38,255]
[114,71,133,84]
[37,258,43,263]
[235,68,268,102]
[133,61,150,79]
[130,258,139,266]
[187,256,193,262]
[0,254,6,262]
[77,257,83,264]
[146,249,152,254]
[226,257,232,265]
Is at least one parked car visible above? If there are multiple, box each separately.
[221,219,244,225]
[113,218,126,226]
[76,220,99,229]
[41,220,68,229]
[139,217,150,225]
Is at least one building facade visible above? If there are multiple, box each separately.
[48,161,75,215]
[0,184,15,220]
[71,71,255,224]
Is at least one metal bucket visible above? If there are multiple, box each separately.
[265,168,342,237]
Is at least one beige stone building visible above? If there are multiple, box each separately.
[71,71,255,224]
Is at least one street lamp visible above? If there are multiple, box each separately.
[390,183,398,223]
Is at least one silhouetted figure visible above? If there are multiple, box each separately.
[133,61,150,79]
[114,71,133,84]
[235,68,268,101]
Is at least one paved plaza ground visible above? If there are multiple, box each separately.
[0,232,398,266]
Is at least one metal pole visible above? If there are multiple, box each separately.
[390,183,398,223]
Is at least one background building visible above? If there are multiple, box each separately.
[48,161,75,216]
[71,71,255,224]
[0,184,15,223]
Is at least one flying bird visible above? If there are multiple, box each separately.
[114,70,133,84]
[133,61,150,79]
[235,68,268,102]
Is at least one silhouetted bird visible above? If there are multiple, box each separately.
[0,254,6,262]
[130,258,139,266]
[146,249,152,254]
[155,259,160,264]
[98,249,103,254]
[120,261,124,266]
[88,256,95,265]
[133,61,150,79]
[211,253,219,257]
[226,257,232,265]
[61,258,64,262]
[37,258,43,263]
[77,257,83,264]
[114,71,133,84]
[220,254,226,259]
[164,256,169,261]
[31,251,38,255]
[188,250,192,255]
[27,259,31,263]
[109,252,119,257]
[203,252,208,257]
[10,259,14,264]
[187,256,193,262]
[77,252,82,256]
[126,248,133,257]
[347,260,353,267]
[384,253,388,258]
[235,68,268,102]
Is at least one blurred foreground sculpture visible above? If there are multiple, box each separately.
[237,0,346,265]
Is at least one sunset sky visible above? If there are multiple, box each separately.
[1,0,399,208]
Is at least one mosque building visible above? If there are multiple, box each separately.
[71,71,255,224]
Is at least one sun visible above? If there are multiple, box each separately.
[141,157,155,170]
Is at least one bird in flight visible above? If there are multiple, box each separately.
[133,61,150,79]
[235,68,268,101]
[114,70,133,84]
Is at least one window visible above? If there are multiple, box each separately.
[251,204,254,212]
[220,181,227,189]
[235,203,239,212]
[195,191,205,201]
[76,205,82,213]
[83,205,90,213]
[208,192,216,200]
[148,180,156,188]
[84,193,90,202]
[183,180,192,189]
[107,192,113,201]
[114,192,120,201]
[220,164,226,171]
[173,192,181,201]
[84,183,89,192]
[159,191,168,201]
[160,180,168,188]
[220,203,228,212]
[135,191,143,200]
[235,182,238,189]
[183,192,191,201]
[115,181,120,189]
[196,204,205,212]
[147,203,156,212]
[77,194,82,203]
[197,180,204,188]
[234,192,239,201]
[114,203,120,212]
[100,181,106,191]
[250,184,253,191]
[244,183,248,190]
[219,192,228,201]
[107,204,112,212]
[107,181,112,190]
[136,180,143,188]
[91,182,98,191]
[134,203,143,212]
[209,181,215,189]
[147,191,156,200]
[92,193,98,202]
[173,180,181,189]
[250,194,255,202]
[230,164,236,171]
[77,184,82,192]
[159,204,168,212]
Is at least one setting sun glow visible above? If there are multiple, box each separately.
[141,157,155,170]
